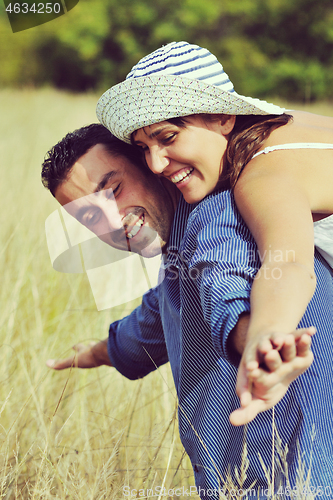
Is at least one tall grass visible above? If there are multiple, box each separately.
[0,89,331,499]
[0,89,198,499]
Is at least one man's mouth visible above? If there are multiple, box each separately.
[170,168,194,184]
[127,214,145,239]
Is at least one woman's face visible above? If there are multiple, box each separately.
[133,115,234,204]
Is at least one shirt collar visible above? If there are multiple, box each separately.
[166,196,196,265]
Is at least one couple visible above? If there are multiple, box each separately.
[43,42,333,496]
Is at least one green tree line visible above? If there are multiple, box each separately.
[1,0,333,100]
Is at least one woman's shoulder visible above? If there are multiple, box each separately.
[261,111,333,148]
[238,110,333,208]
[291,110,333,129]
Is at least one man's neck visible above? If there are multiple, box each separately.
[160,177,181,212]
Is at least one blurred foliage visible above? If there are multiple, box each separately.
[0,0,333,100]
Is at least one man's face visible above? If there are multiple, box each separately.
[55,144,175,257]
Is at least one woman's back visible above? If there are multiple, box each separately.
[265,110,333,142]
[243,111,333,216]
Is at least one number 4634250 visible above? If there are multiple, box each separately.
[6,3,62,14]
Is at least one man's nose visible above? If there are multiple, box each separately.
[148,147,169,175]
[102,201,123,232]
[90,201,123,237]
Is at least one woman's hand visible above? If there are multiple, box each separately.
[229,327,315,426]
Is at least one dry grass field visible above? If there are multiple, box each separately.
[0,89,197,499]
[0,89,332,499]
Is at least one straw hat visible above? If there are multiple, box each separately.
[96,41,285,144]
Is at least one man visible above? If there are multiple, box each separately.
[42,124,333,498]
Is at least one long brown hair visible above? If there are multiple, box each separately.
[167,113,293,190]
[221,113,293,189]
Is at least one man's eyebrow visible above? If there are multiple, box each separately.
[95,170,117,192]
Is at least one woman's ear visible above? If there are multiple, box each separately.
[220,115,236,135]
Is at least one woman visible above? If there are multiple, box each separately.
[96,41,333,421]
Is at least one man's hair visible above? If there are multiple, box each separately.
[41,124,145,197]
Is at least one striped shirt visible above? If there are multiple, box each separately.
[108,190,333,498]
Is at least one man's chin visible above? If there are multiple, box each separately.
[99,230,163,258]
[132,232,164,258]
[130,237,163,258]
[139,243,163,258]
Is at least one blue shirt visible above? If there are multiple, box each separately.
[108,190,333,498]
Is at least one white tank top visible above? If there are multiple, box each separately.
[251,143,333,269]
[252,142,333,159]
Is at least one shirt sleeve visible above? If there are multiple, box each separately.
[181,193,261,366]
[107,286,169,380]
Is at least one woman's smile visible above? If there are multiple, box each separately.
[169,167,194,185]
[133,115,234,203]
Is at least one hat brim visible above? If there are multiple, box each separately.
[96,75,285,144]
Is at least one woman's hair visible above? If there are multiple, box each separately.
[222,113,293,189]
[167,113,293,190]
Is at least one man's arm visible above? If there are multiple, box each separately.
[227,312,250,356]
[47,286,168,379]
[47,339,112,370]
[229,312,313,361]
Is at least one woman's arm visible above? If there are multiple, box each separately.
[233,161,317,420]
[235,163,316,336]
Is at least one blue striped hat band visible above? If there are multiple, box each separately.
[126,41,235,90]
[97,42,285,144]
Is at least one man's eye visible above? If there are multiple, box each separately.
[106,184,120,198]
[83,210,100,227]
[112,184,120,195]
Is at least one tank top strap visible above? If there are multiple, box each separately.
[252,143,333,160]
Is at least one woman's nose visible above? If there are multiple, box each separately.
[148,148,169,174]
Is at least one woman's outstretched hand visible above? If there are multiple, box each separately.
[229,327,315,426]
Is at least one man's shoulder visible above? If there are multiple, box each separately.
[178,189,257,268]
[187,189,238,229]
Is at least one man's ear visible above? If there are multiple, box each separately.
[220,115,236,135]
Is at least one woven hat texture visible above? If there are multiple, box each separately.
[96,41,284,143]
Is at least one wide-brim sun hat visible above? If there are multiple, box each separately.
[96,41,285,144]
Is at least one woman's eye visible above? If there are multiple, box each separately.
[162,133,177,144]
